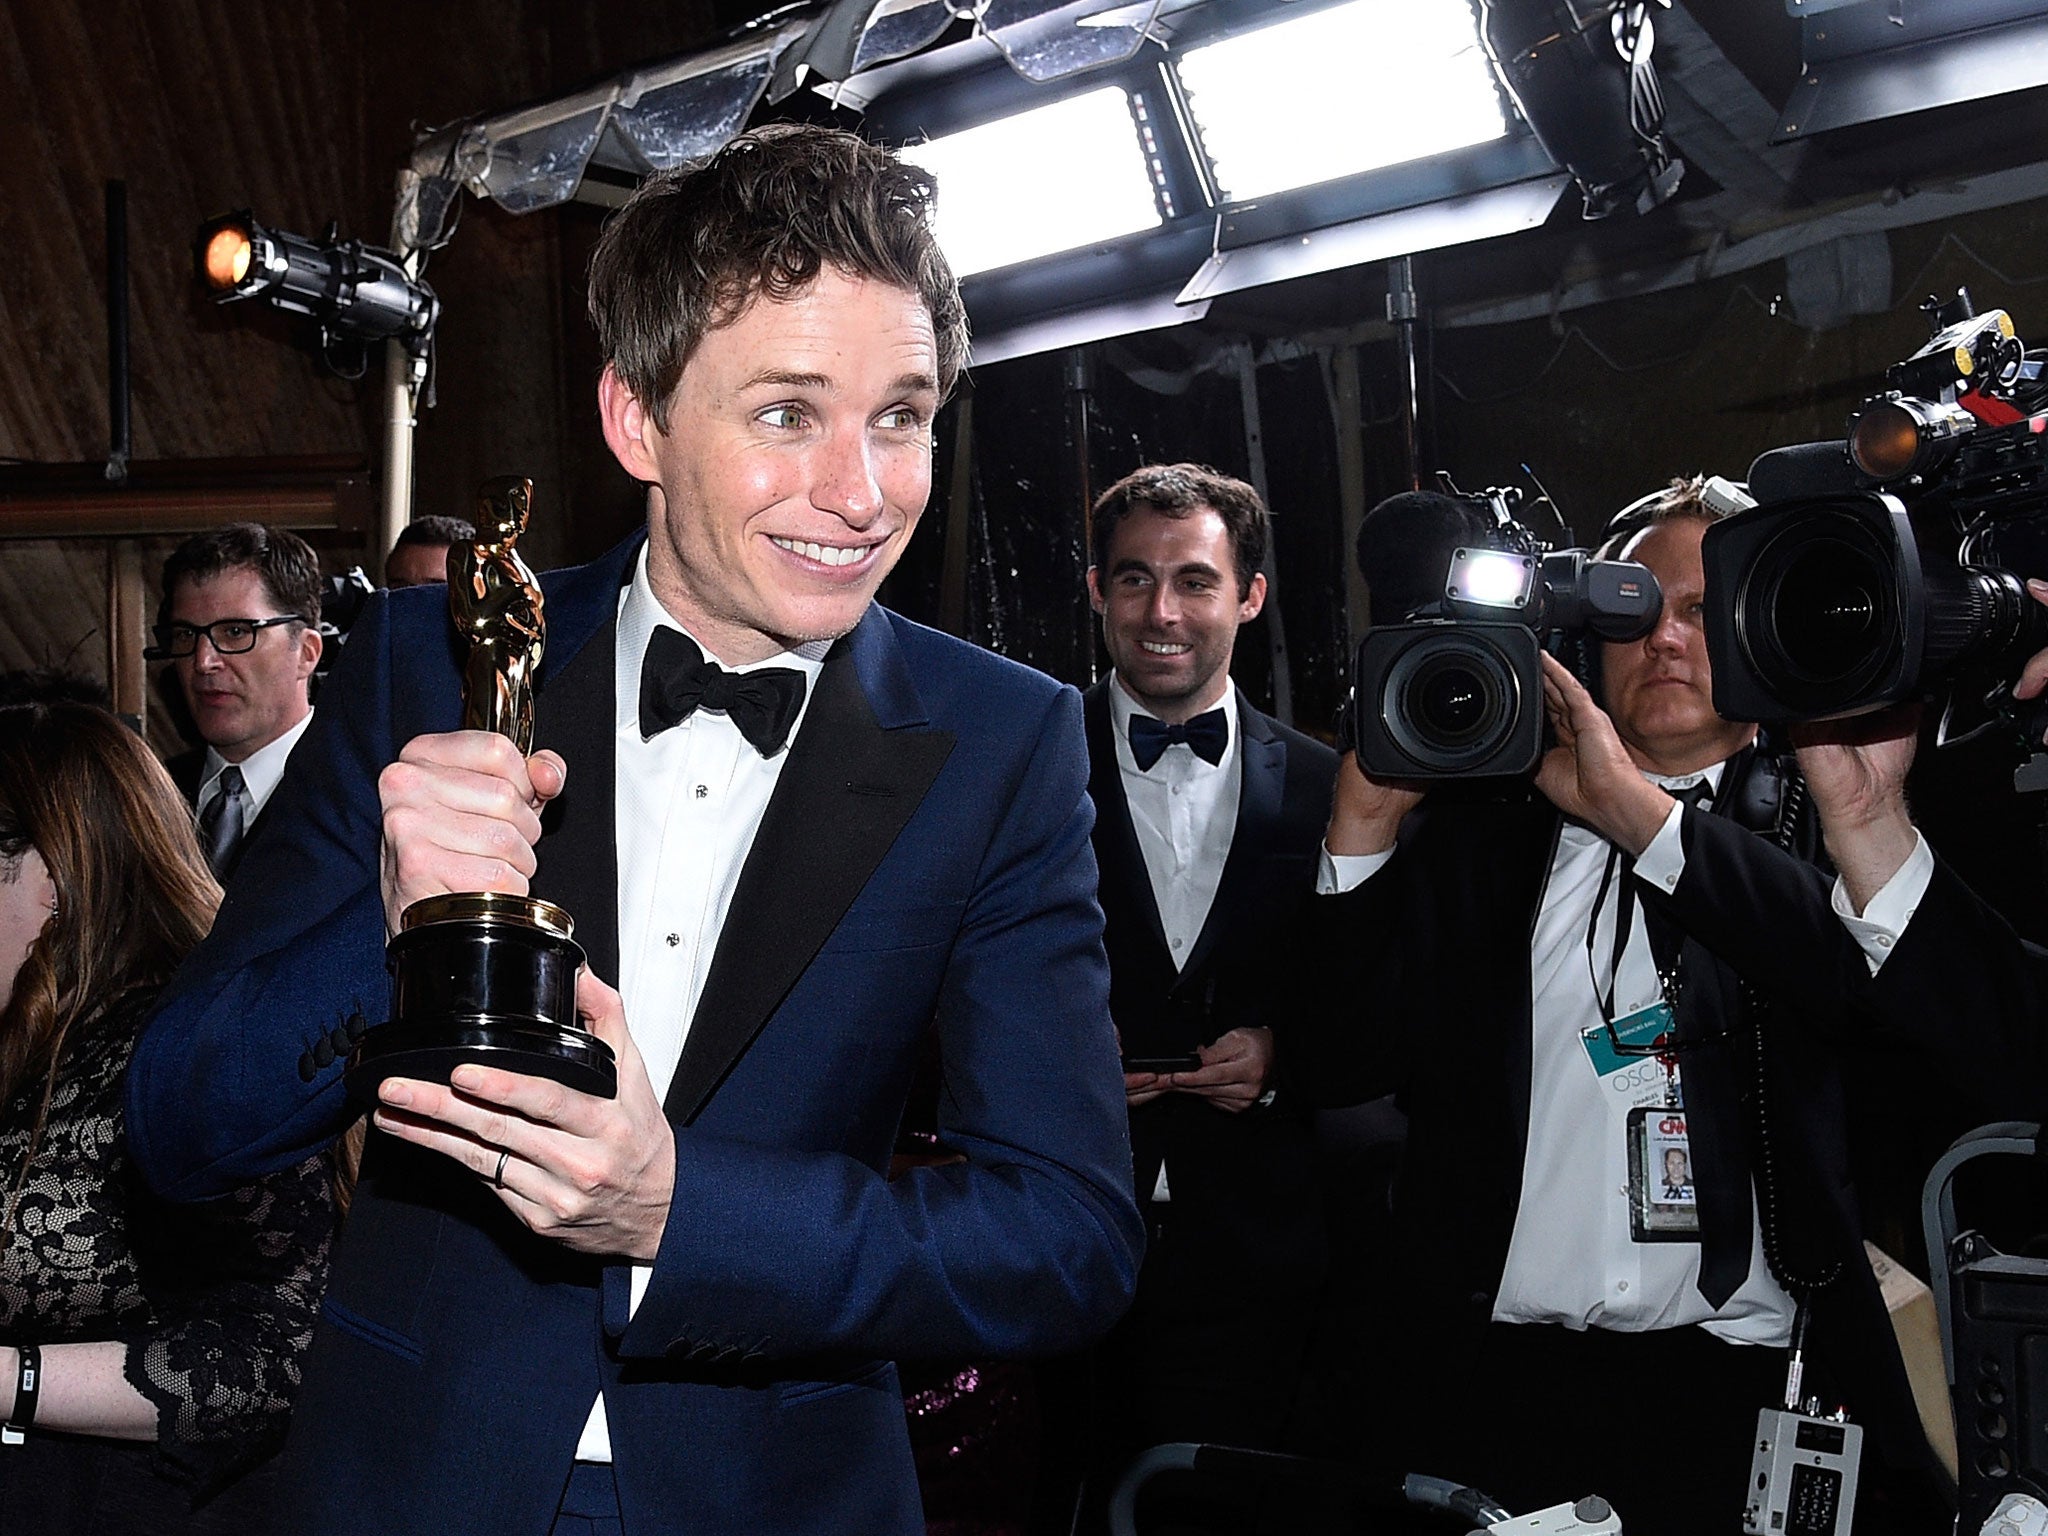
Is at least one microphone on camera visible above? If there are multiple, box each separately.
[1747,441,1858,503]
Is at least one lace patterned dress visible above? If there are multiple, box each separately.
[0,989,337,1533]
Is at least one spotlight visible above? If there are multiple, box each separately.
[195,212,439,363]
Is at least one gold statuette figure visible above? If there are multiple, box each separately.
[346,474,616,1102]
[451,476,545,754]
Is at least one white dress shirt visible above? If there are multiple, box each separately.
[1492,762,1796,1342]
[1108,676,1243,1205]
[1107,675,1241,968]
[197,708,315,821]
[577,546,826,1463]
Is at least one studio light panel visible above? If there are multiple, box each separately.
[1177,0,1510,202]
[900,87,1164,278]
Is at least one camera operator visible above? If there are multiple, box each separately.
[1298,478,1948,1533]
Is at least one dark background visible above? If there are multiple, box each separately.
[4,0,2047,935]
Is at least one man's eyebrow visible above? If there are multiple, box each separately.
[732,369,939,398]
[1111,557,1223,580]
[736,369,833,393]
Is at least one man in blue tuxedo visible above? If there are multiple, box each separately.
[1079,465,1334,1474]
[126,125,1142,1536]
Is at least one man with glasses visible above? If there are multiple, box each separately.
[153,522,323,880]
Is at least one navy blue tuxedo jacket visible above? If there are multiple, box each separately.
[1083,680,1333,1299]
[127,533,1143,1535]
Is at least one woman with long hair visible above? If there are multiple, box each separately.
[0,700,336,1531]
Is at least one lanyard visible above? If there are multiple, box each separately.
[1583,839,1697,1063]
[1586,841,1660,1029]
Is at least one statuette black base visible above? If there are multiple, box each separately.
[344,891,617,1102]
[344,1018,617,1100]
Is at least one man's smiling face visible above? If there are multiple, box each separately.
[601,266,940,664]
[1088,502,1265,724]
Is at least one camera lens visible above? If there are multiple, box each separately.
[1409,655,1495,745]
[1736,508,1899,713]
[1380,631,1520,772]
[1771,543,1884,681]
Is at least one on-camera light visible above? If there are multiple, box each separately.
[1848,396,1977,481]
[1447,547,1535,609]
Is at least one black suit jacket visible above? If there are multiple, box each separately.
[1291,751,2003,1490]
[1085,679,1336,1299]
[166,746,205,808]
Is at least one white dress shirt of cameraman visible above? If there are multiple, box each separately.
[1320,481,1934,1340]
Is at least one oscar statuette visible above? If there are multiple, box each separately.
[344,476,619,1100]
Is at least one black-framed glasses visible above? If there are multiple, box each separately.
[145,615,303,660]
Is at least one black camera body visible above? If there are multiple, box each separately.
[1352,491,1662,780]
[1702,289,2048,744]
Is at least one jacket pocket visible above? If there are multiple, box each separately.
[776,1358,899,1405]
[320,1295,425,1365]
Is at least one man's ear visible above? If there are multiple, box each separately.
[1085,567,1107,616]
[599,365,662,484]
[296,623,324,683]
[1237,570,1268,624]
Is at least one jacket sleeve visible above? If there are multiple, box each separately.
[1274,863,1410,1109]
[126,595,403,1201]
[615,684,1145,1363]
[1856,851,2048,1119]
[1649,807,2048,1119]
[1641,807,1865,1016]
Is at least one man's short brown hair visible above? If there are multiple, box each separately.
[587,124,968,426]
[394,515,476,550]
[1090,464,1270,597]
[1597,474,1729,558]
[158,522,322,628]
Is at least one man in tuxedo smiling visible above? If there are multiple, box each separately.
[127,125,1142,1536]
[1081,465,1335,1479]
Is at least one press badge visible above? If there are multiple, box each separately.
[1627,1103,1700,1241]
[1579,1000,1674,1078]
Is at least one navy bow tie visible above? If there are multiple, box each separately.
[1127,709,1228,771]
[639,628,807,757]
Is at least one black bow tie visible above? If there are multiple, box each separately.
[639,628,807,758]
[1128,709,1228,771]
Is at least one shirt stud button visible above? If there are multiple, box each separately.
[694,784,709,799]
[666,933,681,948]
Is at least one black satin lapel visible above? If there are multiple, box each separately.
[1084,683,1170,956]
[528,614,620,985]
[1179,725,1284,979]
[664,647,955,1124]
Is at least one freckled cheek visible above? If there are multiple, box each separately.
[878,446,932,513]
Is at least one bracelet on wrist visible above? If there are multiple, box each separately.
[2,1343,40,1445]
